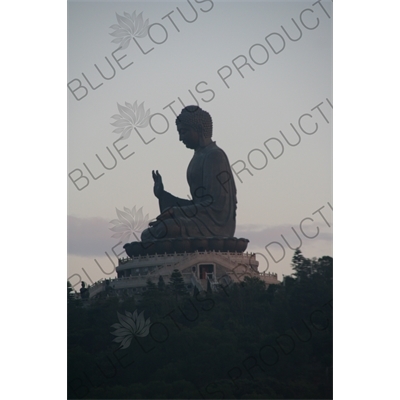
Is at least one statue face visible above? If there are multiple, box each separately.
[177,125,199,149]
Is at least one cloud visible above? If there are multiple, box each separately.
[68,215,121,257]
[236,222,333,250]
[68,216,332,258]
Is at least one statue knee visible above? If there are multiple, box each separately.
[140,228,152,242]
[141,219,181,241]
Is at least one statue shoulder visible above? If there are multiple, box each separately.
[206,143,229,162]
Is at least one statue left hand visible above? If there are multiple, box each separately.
[157,207,174,221]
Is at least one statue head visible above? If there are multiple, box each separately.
[175,106,213,149]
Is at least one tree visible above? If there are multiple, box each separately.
[158,275,166,291]
[68,251,332,399]
[146,278,157,293]
[67,281,74,302]
[79,281,89,300]
[317,256,333,281]
[291,248,310,280]
[168,269,188,299]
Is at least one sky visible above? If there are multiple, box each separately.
[67,0,333,291]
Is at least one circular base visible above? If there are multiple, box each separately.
[123,237,249,258]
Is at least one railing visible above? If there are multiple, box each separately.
[207,277,219,292]
[88,281,107,298]
[118,250,258,264]
[191,273,204,292]
[261,271,278,277]
[88,251,278,297]
[88,269,279,298]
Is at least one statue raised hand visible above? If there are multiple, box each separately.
[152,170,164,199]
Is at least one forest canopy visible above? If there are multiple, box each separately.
[68,250,333,399]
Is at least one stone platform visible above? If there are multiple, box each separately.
[123,237,249,258]
[88,249,280,299]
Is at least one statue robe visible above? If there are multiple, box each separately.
[143,141,237,240]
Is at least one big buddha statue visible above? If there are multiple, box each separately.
[124,106,249,256]
[141,106,237,241]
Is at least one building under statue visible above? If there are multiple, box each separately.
[88,249,280,300]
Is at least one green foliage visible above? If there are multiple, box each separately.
[67,280,74,302]
[68,252,333,399]
[146,278,157,292]
[158,275,166,291]
[291,248,309,278]
[206,277,212,294]
[79,281,90,300]
[168,269,188,299]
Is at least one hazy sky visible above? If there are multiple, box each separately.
[68,0,332,290]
